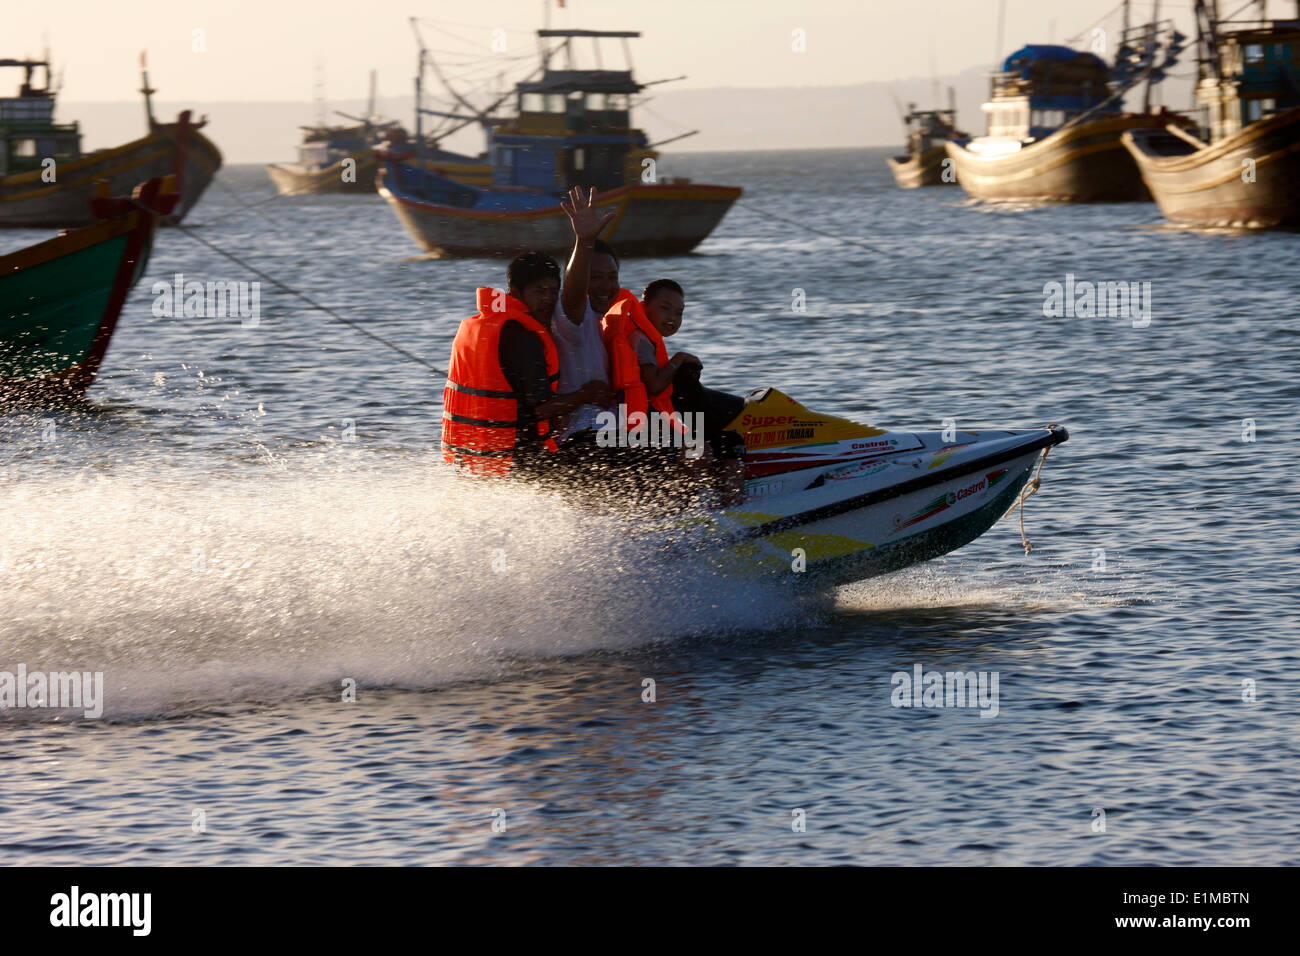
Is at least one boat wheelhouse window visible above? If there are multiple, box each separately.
[0,98,55,122]
[573,147,585,171]
[985,101,1029,137]
[584,93,607,112]
[1245,44,1265,64]
[607,94,630,112]
[13,139,37,158]
[1031,109,1066,130]
[545,94,566,113]
[1247,99,1264,122]
[300,144,329,165]
[521,93,545,113]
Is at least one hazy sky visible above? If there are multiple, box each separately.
[8,0,1193,104]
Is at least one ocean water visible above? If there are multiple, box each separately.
[2,149,1298,865]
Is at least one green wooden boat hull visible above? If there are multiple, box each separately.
[0,195,160,404]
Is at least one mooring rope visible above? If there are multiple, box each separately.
[728,200,905,258]
[1002,435,1057,554]
[149,207,448,377]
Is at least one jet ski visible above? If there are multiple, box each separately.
[680,388,1069,585]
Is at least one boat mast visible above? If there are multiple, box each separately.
[410,20,424,161]
[929,35,939,108]
[1143,0,1161,113]
[313,59,327,127]
[1195,0,1223,84]
[992,0,1007,96]
[139,51,156,128]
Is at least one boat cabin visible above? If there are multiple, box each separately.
[294,123,376,169]
[486,30,655,192]
[980,45,1118,142]
[900,105,962,155]
[0,58,81,177]
[1195,16,1300,140]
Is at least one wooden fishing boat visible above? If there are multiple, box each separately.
[0,176,177,405]
[378,28,741,257]
[887,93,965,188]
[381,159,741,257]
[944,41,1183,202]
[268,138,490,195]
[1122,2,1300,228]
[265,70,490,195]
[0,56,220,227]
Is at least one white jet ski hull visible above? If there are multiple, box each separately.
[680,389,1069,585]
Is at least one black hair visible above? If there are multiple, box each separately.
[592,238,619,269]
[507,252,561,292]
[642,278,684,303]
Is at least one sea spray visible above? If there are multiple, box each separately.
[0,456,812,719]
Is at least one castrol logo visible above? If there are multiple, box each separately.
[955,477,986,501]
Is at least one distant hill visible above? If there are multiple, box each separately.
[60,68,1195,165]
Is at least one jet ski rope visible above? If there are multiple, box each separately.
[146,207,449,377]
[1002,428,1059,555]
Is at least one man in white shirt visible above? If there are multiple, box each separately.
[552,232,625,439]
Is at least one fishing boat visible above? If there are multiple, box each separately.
[944,33,1186,203]
[378,28,741,257]
[688,389,1068,584]
[268,122,398,195]
[266,70,489,195]
[0,176,176,405]
[886,91,965,188]
[1122,1,1300,228]
[0,55,220,227]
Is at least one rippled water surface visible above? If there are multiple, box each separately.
[2,149,1298,865]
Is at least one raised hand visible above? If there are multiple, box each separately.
[560,186,617,241]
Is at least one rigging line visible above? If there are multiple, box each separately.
[421,48,536,63]
[416,15,536,34]
[728,201,904,259]
[163,216,447,378]
[1223,0,1260,19]
[638,103,693,133]
[1062,1,1127,43]
[181,172,359,230]
[191,170,306,228]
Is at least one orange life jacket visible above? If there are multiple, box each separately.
[601,289,675,418]
[442,287,560,477]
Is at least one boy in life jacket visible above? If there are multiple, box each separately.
[602,280,745,456]
[600,280,746,506]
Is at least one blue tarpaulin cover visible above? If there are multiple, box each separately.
[1002,44,1108,75]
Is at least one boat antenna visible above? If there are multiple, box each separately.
[367,69,377,124]
[993,0,1007,70]
[138,50,156,128]
[929,35,940,107]
[312,57,327,127]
